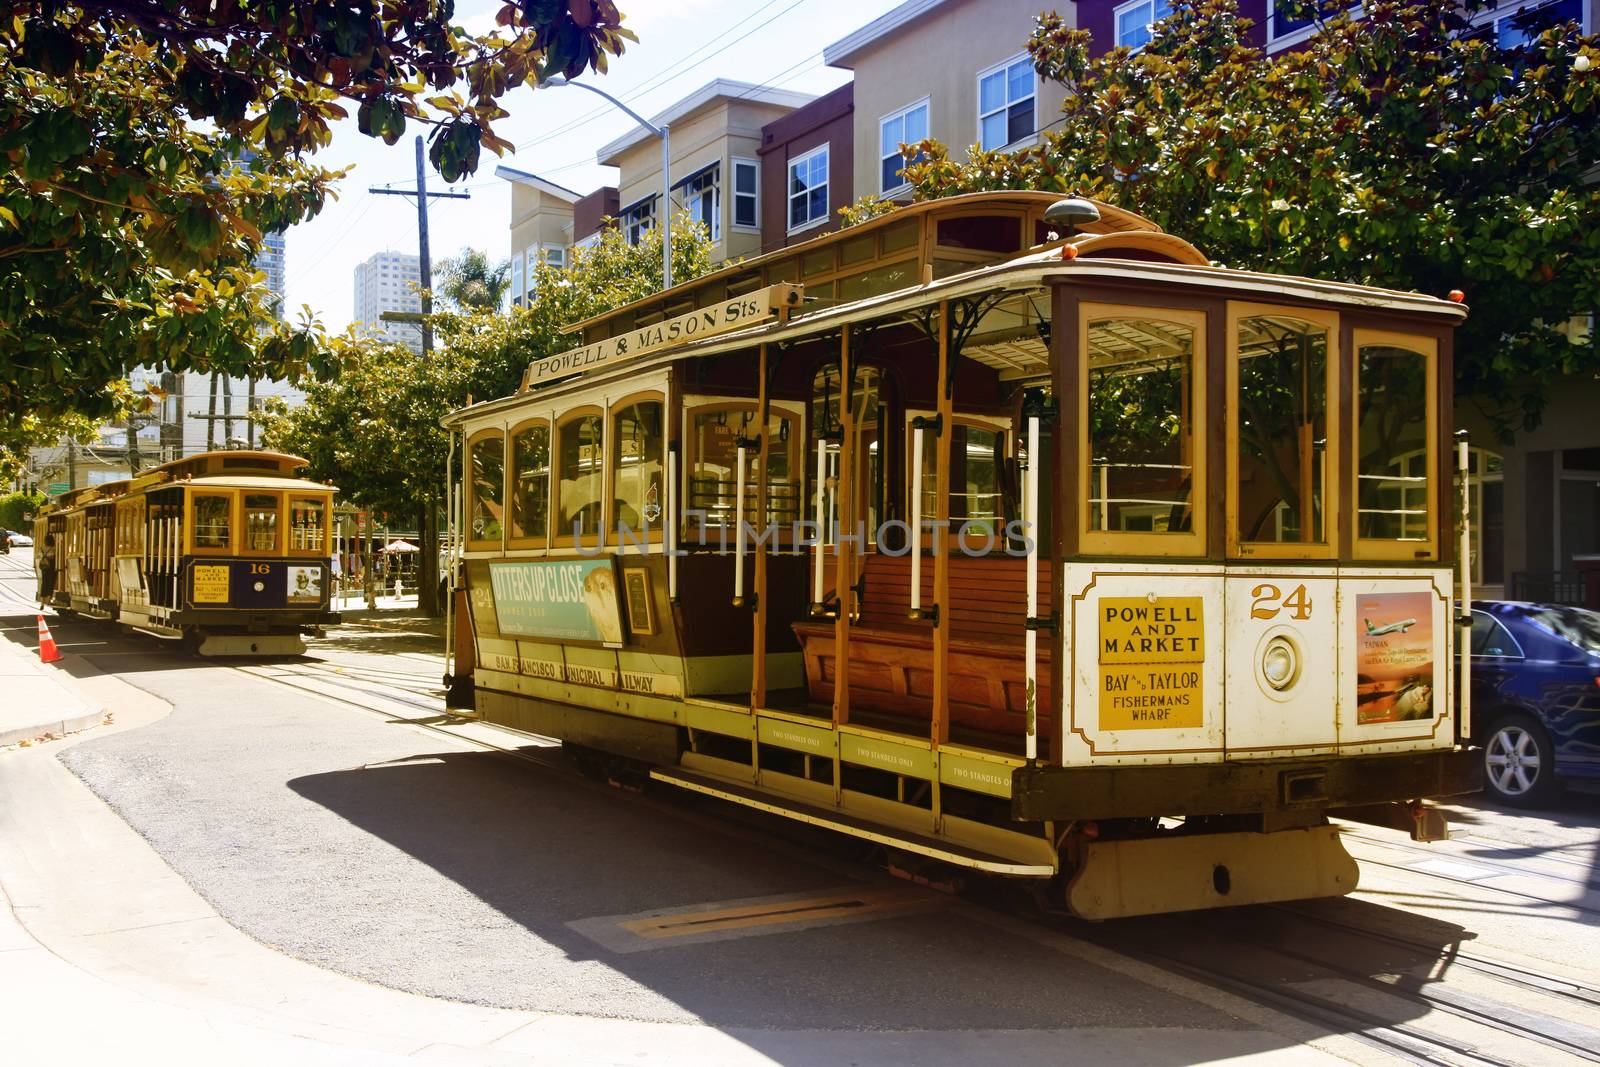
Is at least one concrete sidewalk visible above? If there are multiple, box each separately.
[0,618,103,747]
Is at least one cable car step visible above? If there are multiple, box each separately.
[649,766,1057,878]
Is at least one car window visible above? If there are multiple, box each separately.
[1471,612,1523,658]
[1526,606,1600,655]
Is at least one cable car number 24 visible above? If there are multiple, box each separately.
[1251,583,1312,621]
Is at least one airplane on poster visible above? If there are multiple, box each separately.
[1365,617,1417,637]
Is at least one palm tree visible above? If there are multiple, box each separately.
[435,248,510,312]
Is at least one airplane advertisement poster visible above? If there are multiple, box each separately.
[1354,591,1436,724]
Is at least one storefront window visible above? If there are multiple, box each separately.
[510,421,550,542]
[1234,314,1329,547]
[469,433,505,544]
[243,493,280,552]
[612,398,664,531]
[558,413,604,538]
[193,494,232,550]
[1357,342,1431,542]
[289,497,327,553]
[1086,315,1197,536]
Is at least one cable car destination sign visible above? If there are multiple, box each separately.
[523,282,804,389]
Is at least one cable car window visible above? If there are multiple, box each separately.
[811,365,884,545]
[1233,313,1330,548]
[289,497,328,553]
[612,398,664,533]
[243,494,280,553]
[689,405,799,531]
[469,433,505,545]
[1086,313,1199,542]
[914,419,1005,533]
[193,494,232,550]
[510,421,550,543]
[1357,341,1431,542]
[557,412,604,539]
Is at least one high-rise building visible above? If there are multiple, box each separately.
[353,250,425,353]
[258,229,287,319]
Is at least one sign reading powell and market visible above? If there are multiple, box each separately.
[522,283,803,389]
[488,559,625,646]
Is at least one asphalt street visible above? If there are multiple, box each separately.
[8,548,1600,1065]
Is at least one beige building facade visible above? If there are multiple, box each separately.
[498,166,579,308]
[598,79,814,263]
[824,0,1070,203]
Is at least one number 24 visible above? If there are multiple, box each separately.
[1252,583,1312,620]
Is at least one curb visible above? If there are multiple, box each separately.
[0,708,105,749]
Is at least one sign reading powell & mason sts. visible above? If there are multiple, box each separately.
[522,282,803,389]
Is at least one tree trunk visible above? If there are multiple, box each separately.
[419,500,440,617]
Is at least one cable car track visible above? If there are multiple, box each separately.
[240,650,1600,1067]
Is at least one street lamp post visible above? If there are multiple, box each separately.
[541,76,671,290]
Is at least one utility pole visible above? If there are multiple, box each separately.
[369,134,470,618]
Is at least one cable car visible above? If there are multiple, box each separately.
[442,191,1479,918]
[34,450,339,655]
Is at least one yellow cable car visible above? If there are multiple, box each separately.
[442,191,1479,918]
[34,450,340,655]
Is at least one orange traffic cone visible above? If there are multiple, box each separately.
[37,614,62,663]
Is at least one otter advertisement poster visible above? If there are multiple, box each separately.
[488,559,625,646]
[1354,590,1435,724]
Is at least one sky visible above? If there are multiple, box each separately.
[283,0,906,332]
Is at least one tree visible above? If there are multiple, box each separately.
[901,0,1600,438]
[263,217,718,615]
[2,2,636,472]
[1,490,46,532]
[436,248,512,312]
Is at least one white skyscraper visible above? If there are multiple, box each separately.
[258,230,287,319]
[353,251,425,354]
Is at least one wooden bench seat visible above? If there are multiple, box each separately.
[791,554,1053,739]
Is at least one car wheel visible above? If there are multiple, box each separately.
[1482,713,1558,807]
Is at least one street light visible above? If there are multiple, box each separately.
[541,76,672,290]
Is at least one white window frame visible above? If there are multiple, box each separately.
[787,143,831,235]
[525,247,538,297]
[1266,0,1363,51]
[731,157,760,232]
[977,54,1037,152]
[510,254,524,306]
[1466,0,1588,49]
[621,196,656,247]
[680,163,721,243]
[878,97,930,197]
[1113,0,1170,52]
[544,245,567,270]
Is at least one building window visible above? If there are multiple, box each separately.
[545,246,567,270]
[978,55,1035,151]
[879,99,928,194]
[788,144,829,231]
[1471,0,1581,49]
[732,158,759,230]
[1115,0,1171,50]
[525,247,538,296]
[678,163,721,242]
[621,196,655,246]
[510,255,523,306]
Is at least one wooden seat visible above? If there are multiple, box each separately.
[792,554,1053,739]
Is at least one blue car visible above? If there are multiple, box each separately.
[1470,601,1600,805]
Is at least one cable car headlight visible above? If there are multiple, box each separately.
[1261,635,1299,691]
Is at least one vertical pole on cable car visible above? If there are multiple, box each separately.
[443,429,455,685]
[910,423,924,616]
[667,443,678,601]
[1024,412,1040,762]
[931,301,952,755]
[734,443,746,602]
[833,325,853,729]
[1458,429,1472,742]
[813,439,826,609]
[751,343,770,711]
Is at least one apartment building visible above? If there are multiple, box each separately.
[756,82,854,251]
[1080,0,1590,55]
[823,0,1069,204]
[596,79,815,263]
[498,165,579,308]
[352,251,424,354]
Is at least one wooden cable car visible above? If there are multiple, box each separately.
[34,450,340,655]
[442,191,1480,918]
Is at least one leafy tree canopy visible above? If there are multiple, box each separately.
[900,0,1600,437]
[2,2,635,470]
[264,217,718,522]
[436,247,512,312]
